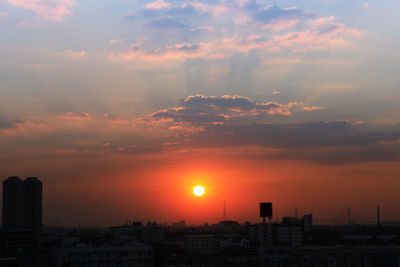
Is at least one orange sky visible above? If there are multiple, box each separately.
[2,150,399,226]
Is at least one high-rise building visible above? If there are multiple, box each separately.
[301,214,313,233]
[23,177,42,234]
[2,176,25,230]
[2,176,42,234]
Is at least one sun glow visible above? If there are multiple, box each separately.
[193,185,205,197]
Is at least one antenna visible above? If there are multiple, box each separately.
[223,201,227,221]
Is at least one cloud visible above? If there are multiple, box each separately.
[141,95,319,130]
[261,19,300,31]
[111,42,211,61]
[60,112,91,121]
[254,5,315,25]
[131,95,400,164]
[193,121,366,148]
[144,0,171,10]
[114,3,362,63]
[188,121,400,164]
[60,50,87,58]
[221,18,361,53]
[1,98,400,165]
[148,16,187,28]
[103,113,131,128]
[167,4,208,17]
[0,119,49,134]
[115,12,361,63]
[109,39,124,45]
[189,25,214,33]
[7,0,75,21]
[0,118,22,130]
[133,95,400,164]
[302,106,325,111]
[19,20,45,28]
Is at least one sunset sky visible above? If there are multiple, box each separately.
[1,0,400,226]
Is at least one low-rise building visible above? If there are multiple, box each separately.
[293,245,400,267]
[55,243,152,267]
[249,223,303,247]
[184,235,220,255]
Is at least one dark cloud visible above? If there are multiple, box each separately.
[0,117,22,129]
[193,122,392,148]
[181,94,257,110]
[140,95,400,164]
[188,121,400,164]
[3,95,398,166]
[146,94,304,126]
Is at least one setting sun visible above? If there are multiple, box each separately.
[193,185,205,197]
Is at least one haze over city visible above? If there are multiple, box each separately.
[1,0,400,227]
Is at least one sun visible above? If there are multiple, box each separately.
[193,185,205,197]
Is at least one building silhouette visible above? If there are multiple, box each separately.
[24,177,43,234]
[2,176,42,234]
[2,176,25,230]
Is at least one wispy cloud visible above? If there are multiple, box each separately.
[60,112,91,121]
[302,106,325,111]
[0,119,49,134]
[7,0,75,21]
[59,49,87,58]
[19,20,45,28]
[111,42,211,61]
[253,5,315,27]
[144,0,171,10]
[272,91,281,95]
[109,39,125,45]
[148,16,186,28]
[221,17,361,53]
[114,2,361,63]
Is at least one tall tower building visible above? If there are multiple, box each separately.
[23,177,42,234]
[2,176,42,234]
[2,177,25,230]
